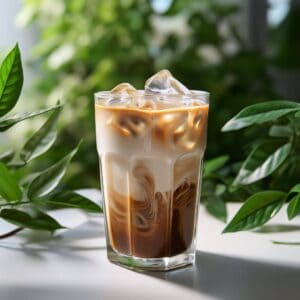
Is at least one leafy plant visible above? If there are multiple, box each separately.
[0,44,101,239]
[217,100,300,235]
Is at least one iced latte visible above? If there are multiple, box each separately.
[95,70,209,270]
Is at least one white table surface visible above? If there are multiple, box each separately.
[0,189,299,300]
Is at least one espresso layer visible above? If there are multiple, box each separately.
[102,155,200,258]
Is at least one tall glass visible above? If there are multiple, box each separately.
[95,91,209,271]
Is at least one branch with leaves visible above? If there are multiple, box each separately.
[202,100,300,242]
[0,44,101,239]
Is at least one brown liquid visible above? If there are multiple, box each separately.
[95,104,208,258]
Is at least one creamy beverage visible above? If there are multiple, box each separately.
[95,70,209,270]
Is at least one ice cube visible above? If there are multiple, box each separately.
[107,83,137,105]
[111,83,136,95]
[145,69,191,95]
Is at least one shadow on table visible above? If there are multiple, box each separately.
[147,250,300,300]
[0,219,106,261]
[0,286,102,300]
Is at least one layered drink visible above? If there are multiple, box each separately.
[95,70,209,270]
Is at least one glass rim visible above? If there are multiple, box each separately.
[94,89,210,104]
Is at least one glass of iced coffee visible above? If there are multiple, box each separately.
[95,70,209,271]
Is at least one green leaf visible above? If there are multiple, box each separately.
[34,191,102,213]
[203,155,229,176]
[0,162,22,202]
[268,125,292,138]
[0,150,14,163]
[223,191,286,233]
[20,106,61,162]
[0,44,23,117]
[295,111,300,118]
[27,143,81,199]
[287,194,300,220]
[206,196,227,222]
[288,184,300,195]
[0,209,64,231]
[0,104,62,131]
[233,142,291,185]
[215,183,226,196]
[284,183,300,204]
[272,240,300,246]
[222,101,300,132]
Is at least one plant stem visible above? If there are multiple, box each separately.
[272,240,300,246]
[0,201,30,208]
[0,227,23,240]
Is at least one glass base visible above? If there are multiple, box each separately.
[107,248,195,272]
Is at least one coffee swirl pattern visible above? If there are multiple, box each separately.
[96,104,208,258]
[104,159,199,258]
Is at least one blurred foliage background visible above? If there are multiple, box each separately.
[14,0,300,189]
